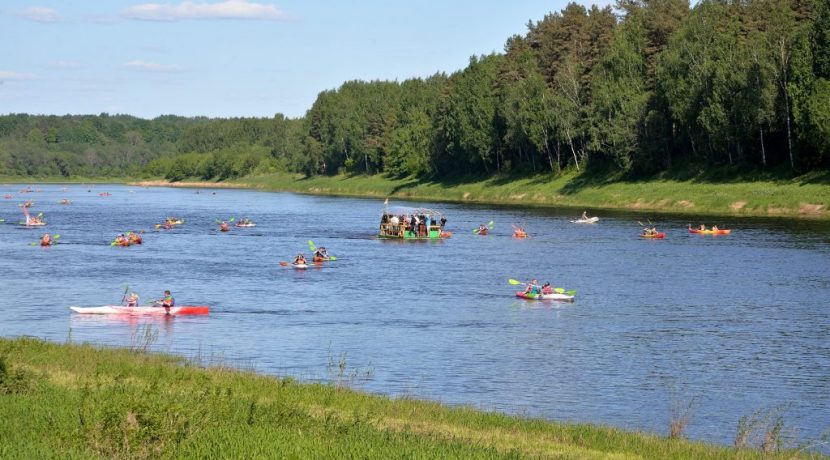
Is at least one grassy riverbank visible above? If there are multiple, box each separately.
[0,337,822,459]
[137,170,830,220]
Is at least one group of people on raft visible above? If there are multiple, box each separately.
[523,279,556,295]
[113,232,142,246]
[379,213,447,238]
[688,224,720,232]
[293,247,332,265]
[122,290,174,308]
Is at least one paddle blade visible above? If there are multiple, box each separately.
[508,278,523,285]
[488,220,494,228]
[54,235,60,239]
[229,217,235,222]
[30,242,37,246]
[327,255,336,261]
[565,290,577,296]
[554,288,565,294]
[279,261,288,266]
[308,240,316,252]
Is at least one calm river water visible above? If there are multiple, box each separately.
[1,184,828,448]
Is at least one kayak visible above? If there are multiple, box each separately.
[293,263,308,269]
[477,228,489,235]
[571,217,599,224]
[689,229,731,235]
[640,232,666,239]
[235,223,256,228]
[167,220,184,225]
[515,291,575,302]
[513,232,528,238]
[22,222,46,227]
[70,305,210,315]
[312,256,329,263]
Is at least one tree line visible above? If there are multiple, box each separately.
[2,0,828,181]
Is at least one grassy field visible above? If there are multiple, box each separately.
[0,337,824,459]
[134,170,830,220]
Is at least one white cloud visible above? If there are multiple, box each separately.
[51,60,81,70]
[0,71,36,80]
[121,0,291,22]
[12,6,62,23]
[121,60,183,72]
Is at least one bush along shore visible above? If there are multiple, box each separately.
[132,171,830,220]
[0,337,825,459]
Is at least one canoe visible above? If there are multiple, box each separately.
[571,217,599,224]
[640,232,666,239]
[688,229,731,235]
[515,291,575,302]
[70,305,210,315]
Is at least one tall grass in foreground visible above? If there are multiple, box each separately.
[0,337,826,459]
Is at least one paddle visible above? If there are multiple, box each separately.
[120,285,130,306]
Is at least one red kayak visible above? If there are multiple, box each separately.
[640,232,666,239]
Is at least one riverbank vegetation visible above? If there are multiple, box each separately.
[1,337,823,459]
[1,0,828,215]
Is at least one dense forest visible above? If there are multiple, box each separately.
[1,0,828,181]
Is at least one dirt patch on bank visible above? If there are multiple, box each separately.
[799,203,826,215]
[730,201,747,211]
[676,200,695,208]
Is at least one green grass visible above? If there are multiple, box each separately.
[1,337,824,459]
[222,171,829,220]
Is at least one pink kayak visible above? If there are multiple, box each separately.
[70,305,209,315]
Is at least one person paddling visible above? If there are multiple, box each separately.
[219,221,229,232]
[541,282,553,295]
[313,247,329,261]
[154,290,174,311]
[293,253,307,265]
[524,279,541,295]
[126,292,139,307]
[581,211,588,220]
[40,233,51,247]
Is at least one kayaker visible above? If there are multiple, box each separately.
[440,217,447,229]
[293,254,307,265]
[313,247,329,261]
[40,233,51,246]
[712,225,719,231]
[581,211,588,220]
[478,224,488,234]
[700,224,706,231]
[157,290,174,308]
[126,293,139,307]
[219,221,229,232]
[541,282,553,295]
[524,279,541,295]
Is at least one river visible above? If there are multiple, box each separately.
[1,184,828,449]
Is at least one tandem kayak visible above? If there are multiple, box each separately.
[571,217,599,224]
[640,232,666,239]
[515,291,575,302]
[689,229,731,235]
[70,305,210,315]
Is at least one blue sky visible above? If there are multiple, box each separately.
[1,0,598,119]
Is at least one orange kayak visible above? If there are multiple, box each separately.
[640,232,666,239]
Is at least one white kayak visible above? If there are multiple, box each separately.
[570,217,599,224]
[235,223,256,227]
[516,291,575,302]
[293,263,308,270]
[70,305,210,315]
